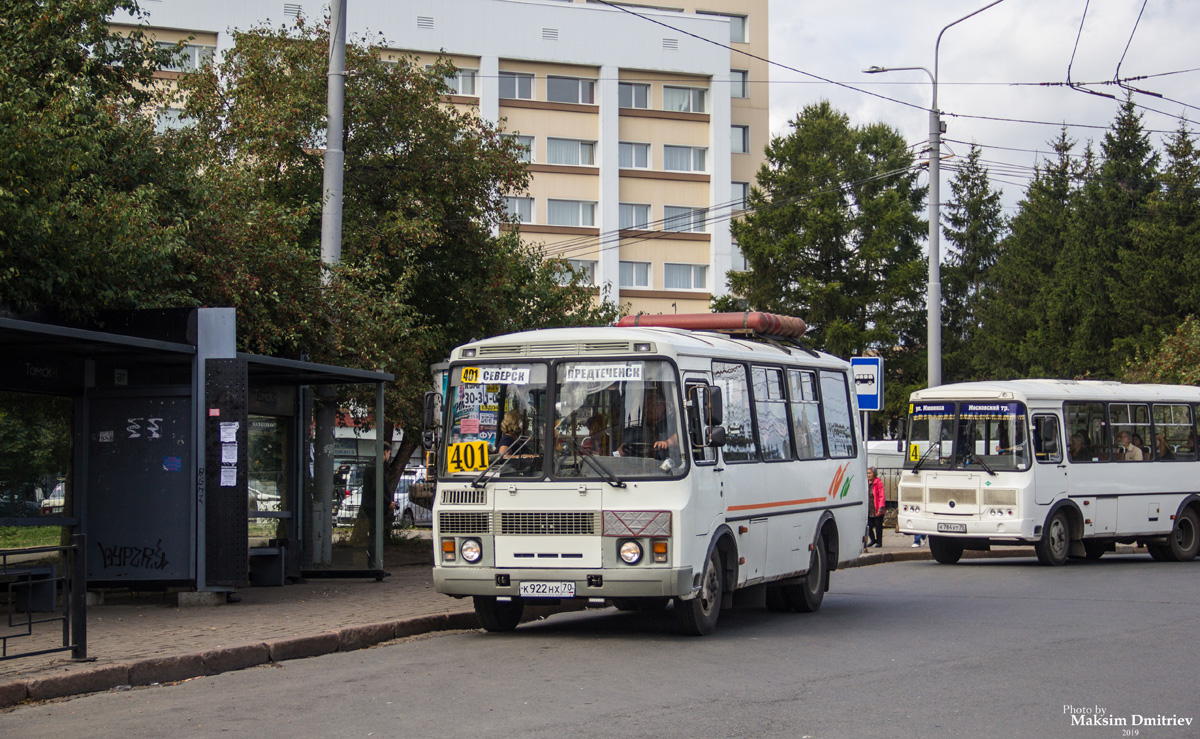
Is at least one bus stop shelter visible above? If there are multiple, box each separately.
[0,307,392,594]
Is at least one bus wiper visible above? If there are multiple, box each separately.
[566,438,626,488]
[910,442,940,474]
[962,448,997,476]
[470,436,531,489]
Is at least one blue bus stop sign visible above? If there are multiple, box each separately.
[850,357,884,412]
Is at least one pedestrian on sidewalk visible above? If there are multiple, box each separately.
[866,467,885,548]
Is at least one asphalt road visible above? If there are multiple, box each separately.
[4,554,1198,739]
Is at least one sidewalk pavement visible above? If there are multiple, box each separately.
[0,530,1057,709]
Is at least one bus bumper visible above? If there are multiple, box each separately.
[434,566,695,599]
[897,517,1037,541]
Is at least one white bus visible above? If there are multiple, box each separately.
[897,379,1200,566]
[425,313,868,635]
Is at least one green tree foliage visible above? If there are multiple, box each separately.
[942,145,1006,383]
[1124,316,1200,386]
[0,0,191,318]
[719,101,926,432]
[171,19,616,470]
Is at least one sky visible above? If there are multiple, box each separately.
[765,0,1200,216]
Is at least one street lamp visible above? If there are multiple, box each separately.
[864,0,1006,389]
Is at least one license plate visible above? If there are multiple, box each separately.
[937,522,968,534]
[518,581,575,598]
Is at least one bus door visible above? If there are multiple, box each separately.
[1032,414,1067,505]
[684,372,722,537]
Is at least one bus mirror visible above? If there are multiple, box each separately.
[708,425,727,448]
[422,392,442,450]
[707,386,723,427]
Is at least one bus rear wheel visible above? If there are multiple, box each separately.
[474,596,524,632]
[675,549,723,636]
[786,533,827,613]
[1167,508,1200,562]
[1034,510,1070,566]
[929,536,964,564]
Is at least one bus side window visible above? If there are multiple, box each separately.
[687,381,718,465]
[752,366,793,462]
[1032,415,1061,463]
[713,362,757,462]
[820,370,856,459]
[787,369,824,460]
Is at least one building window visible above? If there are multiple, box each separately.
[502,134,534,163]
[619,261,651,288]
[664,206,707,233]
[731,242,748,272]
[446,68,477,95]
[558,259,596,286]
[619,141,650,169]
[664,145,706,172]
[732,181,749,210]
[663,86,706,113]
[619,203,651,230]
[547,76,596,104]
[731,125,750,155]
[664,263,707,290]
[697,11,747,43]
[547,138,596,166]
[499,71,534,100]
[731,69,748,98]
[505,196,533,223]
[547,199,596,227]
[155,107,196,133]
[618,82,650,109]
[156,42,215,72]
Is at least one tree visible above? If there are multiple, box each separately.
[720,101,926,433]
[976,130,1079,378]
[941,145,1006,383]
[1124,316,1200,386]
[0,0,191,318]
[172,19,616,492]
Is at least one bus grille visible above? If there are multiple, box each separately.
[441,489,487,505]
[928,488,977,506]
[982,488,1018,506]
[898,485,924,503]
[499,512,599,535]
[439,512,492,534]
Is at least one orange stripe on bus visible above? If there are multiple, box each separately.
[727,497,827,512]
[825,463,846,499]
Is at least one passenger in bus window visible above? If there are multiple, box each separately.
[1068,432,1087,462]
[1115,430,1143,461]
[496,410,528,458]
[1155,433,1175,460]
[580,413,610,456]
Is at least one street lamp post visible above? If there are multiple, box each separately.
[864,0,1006,389]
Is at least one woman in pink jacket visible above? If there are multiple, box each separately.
[866,467,885,548]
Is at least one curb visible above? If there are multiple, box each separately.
[0,609,478,710]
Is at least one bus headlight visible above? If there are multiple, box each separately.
[619,540,642,564]
[460,538,482,563]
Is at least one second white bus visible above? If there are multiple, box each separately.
[897,379,1200,565]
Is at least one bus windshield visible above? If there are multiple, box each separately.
[905,401,1031,472]
[443,363,548,479]
[552,360,685,479]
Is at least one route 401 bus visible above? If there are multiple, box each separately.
[422,313,868,635]
[898,379,1200,565]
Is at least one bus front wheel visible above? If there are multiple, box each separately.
[474,596,524,632]
[1035,511,1070,566]
[1167,508,1200,562]
[676,549,723,636]
[929,536,964,564]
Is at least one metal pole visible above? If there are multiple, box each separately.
[372,380,384,574]
[927,105,941,388]
[320,0,346,269]
[70,533,87,660]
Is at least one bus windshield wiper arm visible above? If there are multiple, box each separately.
[470,436,530,489]
[573,442,626,488]
[963,448,997,476]
[911,442,940,473]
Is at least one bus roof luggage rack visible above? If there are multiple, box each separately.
[616,312,807,341]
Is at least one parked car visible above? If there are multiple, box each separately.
[395,468,432,528]
[248,485,281,514]
[334,490,360,527]
[40,482,65,516]
[0,483,41,518]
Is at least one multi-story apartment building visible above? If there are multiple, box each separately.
[112,0,768,315]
